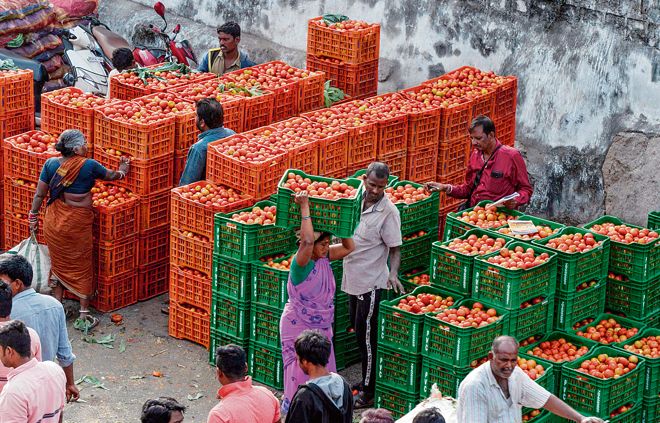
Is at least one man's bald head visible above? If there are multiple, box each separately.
[492,336,519,355]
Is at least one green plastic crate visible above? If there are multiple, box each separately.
[493,214,565,243]
[443,200,524,241]
[584,216,660,282]
[210,293,250,338]
[518,351,556,394]
[649,211,660,231]
[400,227,438,271]
[379,285,463,354]
[422,299,508,367]
[570,313,647,348]
[208,328,249,365]
[506,294,555,341]
[419,357,472,398]
[399,267,432,294]
[376,344,423,394]
[473,241,557,309]
[350,168,399,186]
[520,409,555,423]
[554,280,607,331]
[606,275,660,320]
[375,382,419,419]
[533,226,610,292]
[614,328,660,397]
[275,169,364,238]
[388,180,440,235]
[248,341,283,390]
[250,255,294,310]
[560,346,646,417]
[331,260,343,283]
[334,290,351,334]
[213,200,296,262]
[430,228,511,296]
[643,394,659,423]
[250,303,281,349]
[212,254,251,300]
[334,331,360,371]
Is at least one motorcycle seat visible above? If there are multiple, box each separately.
[92,25,131,59]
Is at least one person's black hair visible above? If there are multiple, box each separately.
[140,397,186,423]
[316,232,332,244]
[365,162,390,180]
[412,408,446,423]
[294,329,331,367]
[215,344,247,381]
[469,115,496,136]
[217,21,241,38]
[0,282,12,318]
[0,255,33,288]
[111,47,135,71]
[196,98,224,129]
[0,320,31,358]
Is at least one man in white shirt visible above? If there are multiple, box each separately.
[456,336,605,423]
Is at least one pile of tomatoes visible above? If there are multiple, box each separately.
[485,246,550,270]
[589,222,658,244]
[394,292,455,314]
[282,173,358,200]
[231,205,277,226]
[8,131,58,154]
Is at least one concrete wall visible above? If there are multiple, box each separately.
[101,0,660,224]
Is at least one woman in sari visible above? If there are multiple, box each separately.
[29,129,130,329]
[279,191,355,414]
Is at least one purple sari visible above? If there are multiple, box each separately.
[279,256,336,412]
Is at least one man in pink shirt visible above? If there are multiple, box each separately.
[0,320,66,423]
[0,282,41,393]
[207,344,281,423]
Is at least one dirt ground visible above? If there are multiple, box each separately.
[61,294,364,422]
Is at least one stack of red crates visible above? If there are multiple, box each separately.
[306,16,380,99]
[93,100,176,301]
[168,181,253,347]
[0,69,34,141]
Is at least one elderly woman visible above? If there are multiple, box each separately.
[279,191,355,415]
[29,129,130,329]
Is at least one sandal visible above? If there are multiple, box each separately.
[161,306,170,315]
[353,392,374,409]
[73,313,99,333]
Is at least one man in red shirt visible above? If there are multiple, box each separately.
[427,115,533,209]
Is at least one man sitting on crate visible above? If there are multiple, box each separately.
[341,162,404,409]
[456,336,605,423]
[197,22,256,76]
[178,98,236,186]
[426,115,533,211]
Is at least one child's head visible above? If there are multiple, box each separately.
[111,47,135,71]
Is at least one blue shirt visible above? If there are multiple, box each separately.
[39,158,108,194]
[178,127,236,186]
[10,289,76,367]
[197,50,256,73]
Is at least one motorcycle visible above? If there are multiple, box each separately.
[132,2,197,67]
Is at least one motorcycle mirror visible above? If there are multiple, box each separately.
[153,2,166,18]
[174,24,181,34]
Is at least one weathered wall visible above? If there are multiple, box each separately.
[100,0,660,224]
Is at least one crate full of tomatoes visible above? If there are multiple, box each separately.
[307,15,380,64]
[444,200,524,241]
[274,169,363,238]
[385,181,439,235]
[109,63,216,100]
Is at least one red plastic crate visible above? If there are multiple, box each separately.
[138,225,170,267]
[174,149,188,185]
[406,145,438,183]
[138,188,171,232]
[109,69,216,100]
[93,270,138,312]
[241,91,276,131]
[407,106,441,150]
[306,55,378,98]
[170,228,213,274]
[3,131,58,180]
[0,69,33,115]
[3,212,45,248]
[94,149,173,196]
[95,236,138,277]
[41,87,114,144]
[169,264,212,312]
[298,70,325,113]
[206,138,289,200]
[368,97,408,156]
[138,260,169,301]
[166,84,245,133]
[3,176,43,215]
[287,139,320,175]
[93,108,175,159]
[132,93,198,151]
[168,300,210,348]
[495,114,516,147]
[0,108,35,141]
[317,129,350,178]
[438,140,471,176]
[307,17,380,64]
[92,190,140,241]
[171,180,253,239]
[494,76,518,119]
[470,88,496,119]
[378,150,408,179]
[0,217,4,251]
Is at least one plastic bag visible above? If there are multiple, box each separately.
[0,7,55,36]
[50,0,98,21]
[1,235,51,294]
[7,33,61,58]
[0,0,50,23]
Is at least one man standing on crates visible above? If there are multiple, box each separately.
[426,115,533,210]
[341,162,403,409]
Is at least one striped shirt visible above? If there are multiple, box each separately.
[456,362,551,423]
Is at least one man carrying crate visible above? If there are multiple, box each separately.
[341,162,404,409]
[456,336,605,423]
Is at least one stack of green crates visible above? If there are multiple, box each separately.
[330,261,361,371]
[532,227,610,332]
[648,211,660,231]
[211,200,296,383]
[584,216,659,329]
[442,200,523,242]
[473,241,557,340]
